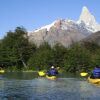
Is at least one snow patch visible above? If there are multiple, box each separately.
[34,21,56,32]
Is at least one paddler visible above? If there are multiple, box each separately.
[90,65,100,79]
[46,66,58,76]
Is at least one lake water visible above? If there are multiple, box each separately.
[0,72,100,100]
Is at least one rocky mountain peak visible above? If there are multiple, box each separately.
[53,19,62,29]
[28,6,100,47]
[82,6,90,14]
[78,6,100,32]
[79,6,95,25]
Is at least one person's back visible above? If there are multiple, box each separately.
[47,66,58,76]
[92,65,100,79]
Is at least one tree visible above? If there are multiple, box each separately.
[63,44,91,72]
[0,27,36,69]
[52,44,67,67]
[28,42,53,70]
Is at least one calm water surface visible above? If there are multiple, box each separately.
[0,72,100,100]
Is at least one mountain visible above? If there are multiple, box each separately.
[82,31,100,46]
[78,6,100,32]
[28,6,100,47]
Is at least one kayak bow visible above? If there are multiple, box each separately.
[0,70,5,73]
[38,71,46,77]
[80,72,88,77]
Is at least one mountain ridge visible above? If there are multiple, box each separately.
[82,31,100,46]
[28,6,100,47]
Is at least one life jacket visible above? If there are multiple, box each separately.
[93,68,100,78]
[47,69,58,76]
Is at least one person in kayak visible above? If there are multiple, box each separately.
[90,65,100,79]
[46,66,58,76]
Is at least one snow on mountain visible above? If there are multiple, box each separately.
[32,6,100,34]
[78,6,100,32]
[34,20,57,32]
[28,6,100,47]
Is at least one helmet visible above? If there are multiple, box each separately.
[51,66,54,69]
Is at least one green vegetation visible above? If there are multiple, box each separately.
[0,27,100,72]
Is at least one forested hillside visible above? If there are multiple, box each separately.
[0,27,100,72]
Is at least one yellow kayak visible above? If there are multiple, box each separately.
[0,70,5,73]
[88,77,100,84]
[46,75,57,80]
[38,71,46,77]
[80,72,88,77]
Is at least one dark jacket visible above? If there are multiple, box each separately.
[92,67,100,78]
[47,69,58,76]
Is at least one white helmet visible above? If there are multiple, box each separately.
[51,66,54,69]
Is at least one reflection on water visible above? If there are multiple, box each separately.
[0,72,100,100]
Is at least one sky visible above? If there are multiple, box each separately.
[0,0,99,39]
